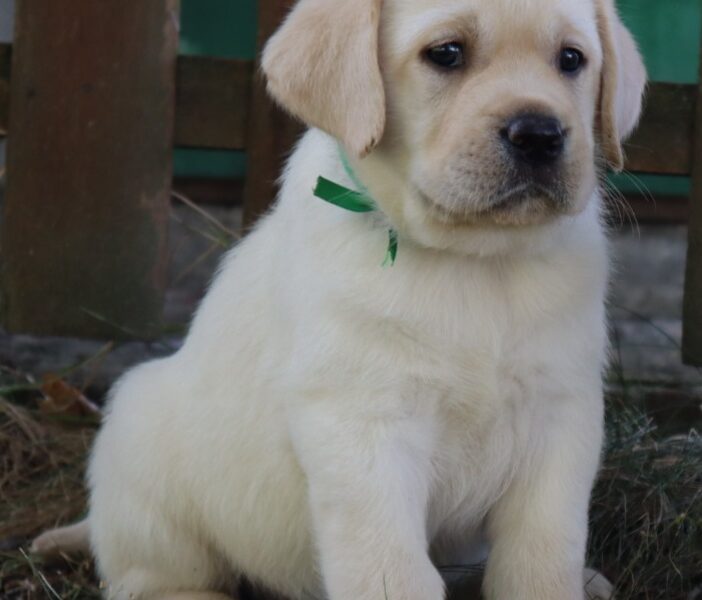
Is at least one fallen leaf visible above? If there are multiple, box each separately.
[39,376,101,418]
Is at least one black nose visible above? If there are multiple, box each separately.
[502,114,566,165]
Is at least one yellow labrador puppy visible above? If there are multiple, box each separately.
[36,0,646,598]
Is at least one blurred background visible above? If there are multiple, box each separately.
[0,0,700,398]
[0,1,700,599]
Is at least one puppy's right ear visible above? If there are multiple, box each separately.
[262,0,386,158]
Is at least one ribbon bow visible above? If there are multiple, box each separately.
[313,151,398,266]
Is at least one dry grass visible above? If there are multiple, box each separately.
[0,386,699,599]
[0,400,92,540]
[0,395,100,599]
[589,399,702,600]
[0,550,100,600]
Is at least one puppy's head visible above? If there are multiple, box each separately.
[263,0,646,238]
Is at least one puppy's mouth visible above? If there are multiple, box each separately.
[418,181,569,226]
[482,182,564,213]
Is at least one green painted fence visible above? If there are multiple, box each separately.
[176,0,257,180]
[617,0,700,197]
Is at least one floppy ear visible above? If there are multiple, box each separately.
[262,0,385,158]
[596,0,647,171]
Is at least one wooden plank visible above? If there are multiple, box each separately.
[242,0,303,228]
[606,194,689,225]
[175,55,252,150]
[173,176,244,206]
[1,0,178,339]
[1,45,253,148]
[625,82,696,175]
[682,42,702,366]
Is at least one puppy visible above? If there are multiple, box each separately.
[42,0,647,598]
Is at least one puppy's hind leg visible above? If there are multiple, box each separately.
[30,523,241,600]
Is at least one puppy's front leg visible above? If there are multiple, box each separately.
[289,400,444,600]
[483,397,603,600]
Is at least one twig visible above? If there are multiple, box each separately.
[171,190,240,240]
[19,547,63,600]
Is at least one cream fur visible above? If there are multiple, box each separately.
[59,1,647,599]
[88,131,612,600]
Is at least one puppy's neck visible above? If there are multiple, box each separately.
[284,129,603,264]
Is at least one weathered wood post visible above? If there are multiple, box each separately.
[243,0,302,228]
[0,44,8,137]
[682,36,702,366]
[1,0,179,338]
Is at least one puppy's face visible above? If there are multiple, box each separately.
[380,0,602,227]
[263,0,646,239]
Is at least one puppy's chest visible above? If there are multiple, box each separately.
[378,275,546,400]
[382,273,563,520]
[426,384,528,530]
[411,353,534,522]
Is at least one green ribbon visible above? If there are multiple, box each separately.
[313,177,376,213]
[313,151,398,266]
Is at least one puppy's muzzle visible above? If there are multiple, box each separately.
[501,113,566,167]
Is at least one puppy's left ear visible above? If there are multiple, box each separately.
[596,0,647,172]
[262,0,385,158]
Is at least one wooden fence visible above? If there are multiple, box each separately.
[0,1,700,365]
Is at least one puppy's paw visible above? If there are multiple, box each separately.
[584,568,614,600]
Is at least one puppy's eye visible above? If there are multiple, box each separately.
[426,42,465,69]
[559,48,585,74]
